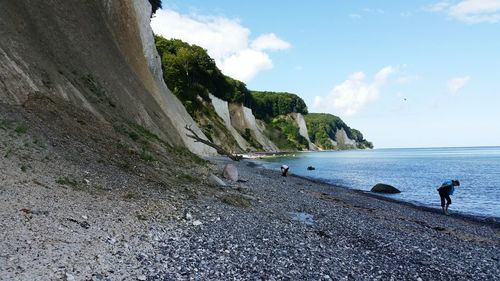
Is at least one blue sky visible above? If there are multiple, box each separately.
[151,0,500,148]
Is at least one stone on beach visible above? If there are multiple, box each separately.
[371,183,401,194]
[208,173,227,187]
[223,164,239,181]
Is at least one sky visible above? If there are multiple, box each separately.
[151,0,500,148]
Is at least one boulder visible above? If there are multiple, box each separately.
[371,183,401,194]
[223,164,239,182]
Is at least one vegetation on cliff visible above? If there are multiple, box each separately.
[305,113,373,149]
[264,115,309,150]
[246,91,308,120]
[154,36,251,116]
[154,36,371,151]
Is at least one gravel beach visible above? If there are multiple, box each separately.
[1,149,499,280]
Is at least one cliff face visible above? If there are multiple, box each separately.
[290,113,318,151]
[209,94,250,151]
[229,104,279,152]
[0,0,215,155]
[335,128,357,147]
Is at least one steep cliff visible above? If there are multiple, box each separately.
[290,113,318,151]
[229,103,279,152]
[209,94,250,151]
[0,0,215,155]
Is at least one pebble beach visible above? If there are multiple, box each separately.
[1,153,499,281]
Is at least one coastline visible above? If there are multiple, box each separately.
[246,156,500,226]
[288,173,500,226]
[248,147,500,221]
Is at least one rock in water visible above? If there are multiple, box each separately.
[208,173,227,187]
[371,183,401,194]
[223,164,238,182]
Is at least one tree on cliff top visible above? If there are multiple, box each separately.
[246,91,308,120]
[155,36,255,115]
[149,0,162,15]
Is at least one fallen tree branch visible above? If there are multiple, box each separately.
[185,125,242,161]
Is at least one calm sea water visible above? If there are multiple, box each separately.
[257,147,500,218]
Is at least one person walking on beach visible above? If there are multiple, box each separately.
[281,165,289,177]
[437,179,460,215]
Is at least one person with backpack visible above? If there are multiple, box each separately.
[437,179,460,215]
[281,165,289,177]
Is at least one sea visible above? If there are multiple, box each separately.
[256,146,500,219]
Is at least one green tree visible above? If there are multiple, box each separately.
[148,0,162,15]
[246,91,308,120]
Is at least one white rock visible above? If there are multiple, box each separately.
[185,212,193,220]
[65,272,75,281]
[192,220,202,226]
[137,275,147,281]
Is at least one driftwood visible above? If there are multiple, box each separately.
[185,125,242,161]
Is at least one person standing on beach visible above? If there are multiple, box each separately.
[281,165,289,177]
[437,180,460,215]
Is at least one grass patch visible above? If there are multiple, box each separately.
[123,191,139,200]
[140,147,155,161]
[179,173,195,183]
[56,176,79,187]
[221,194,251,208]
[172,146,207,165]
[128,122,168,145]
[4,147,13,158]
[113,122,168,146]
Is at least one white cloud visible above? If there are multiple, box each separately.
[251,33,291,51]
[363,8,385,14]
[427,0,500,23]
[450,0,500,23]
[448,76,471,93]
[426,1,452,12]
[219,50,273,82]
[349,14,362,19]
[397,74,420,84]
[313,66,397,116]
[151,9,291,82]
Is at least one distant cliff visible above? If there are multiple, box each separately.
[305,113,373,150]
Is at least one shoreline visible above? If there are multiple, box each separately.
[244,149,500,221]
[292,173,500,225]
[247,159,500,227]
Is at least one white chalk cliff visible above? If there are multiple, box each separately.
[290,113,318,151]
[0,0,216,156]
[209,94,250,151]
[229,103,279,151]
